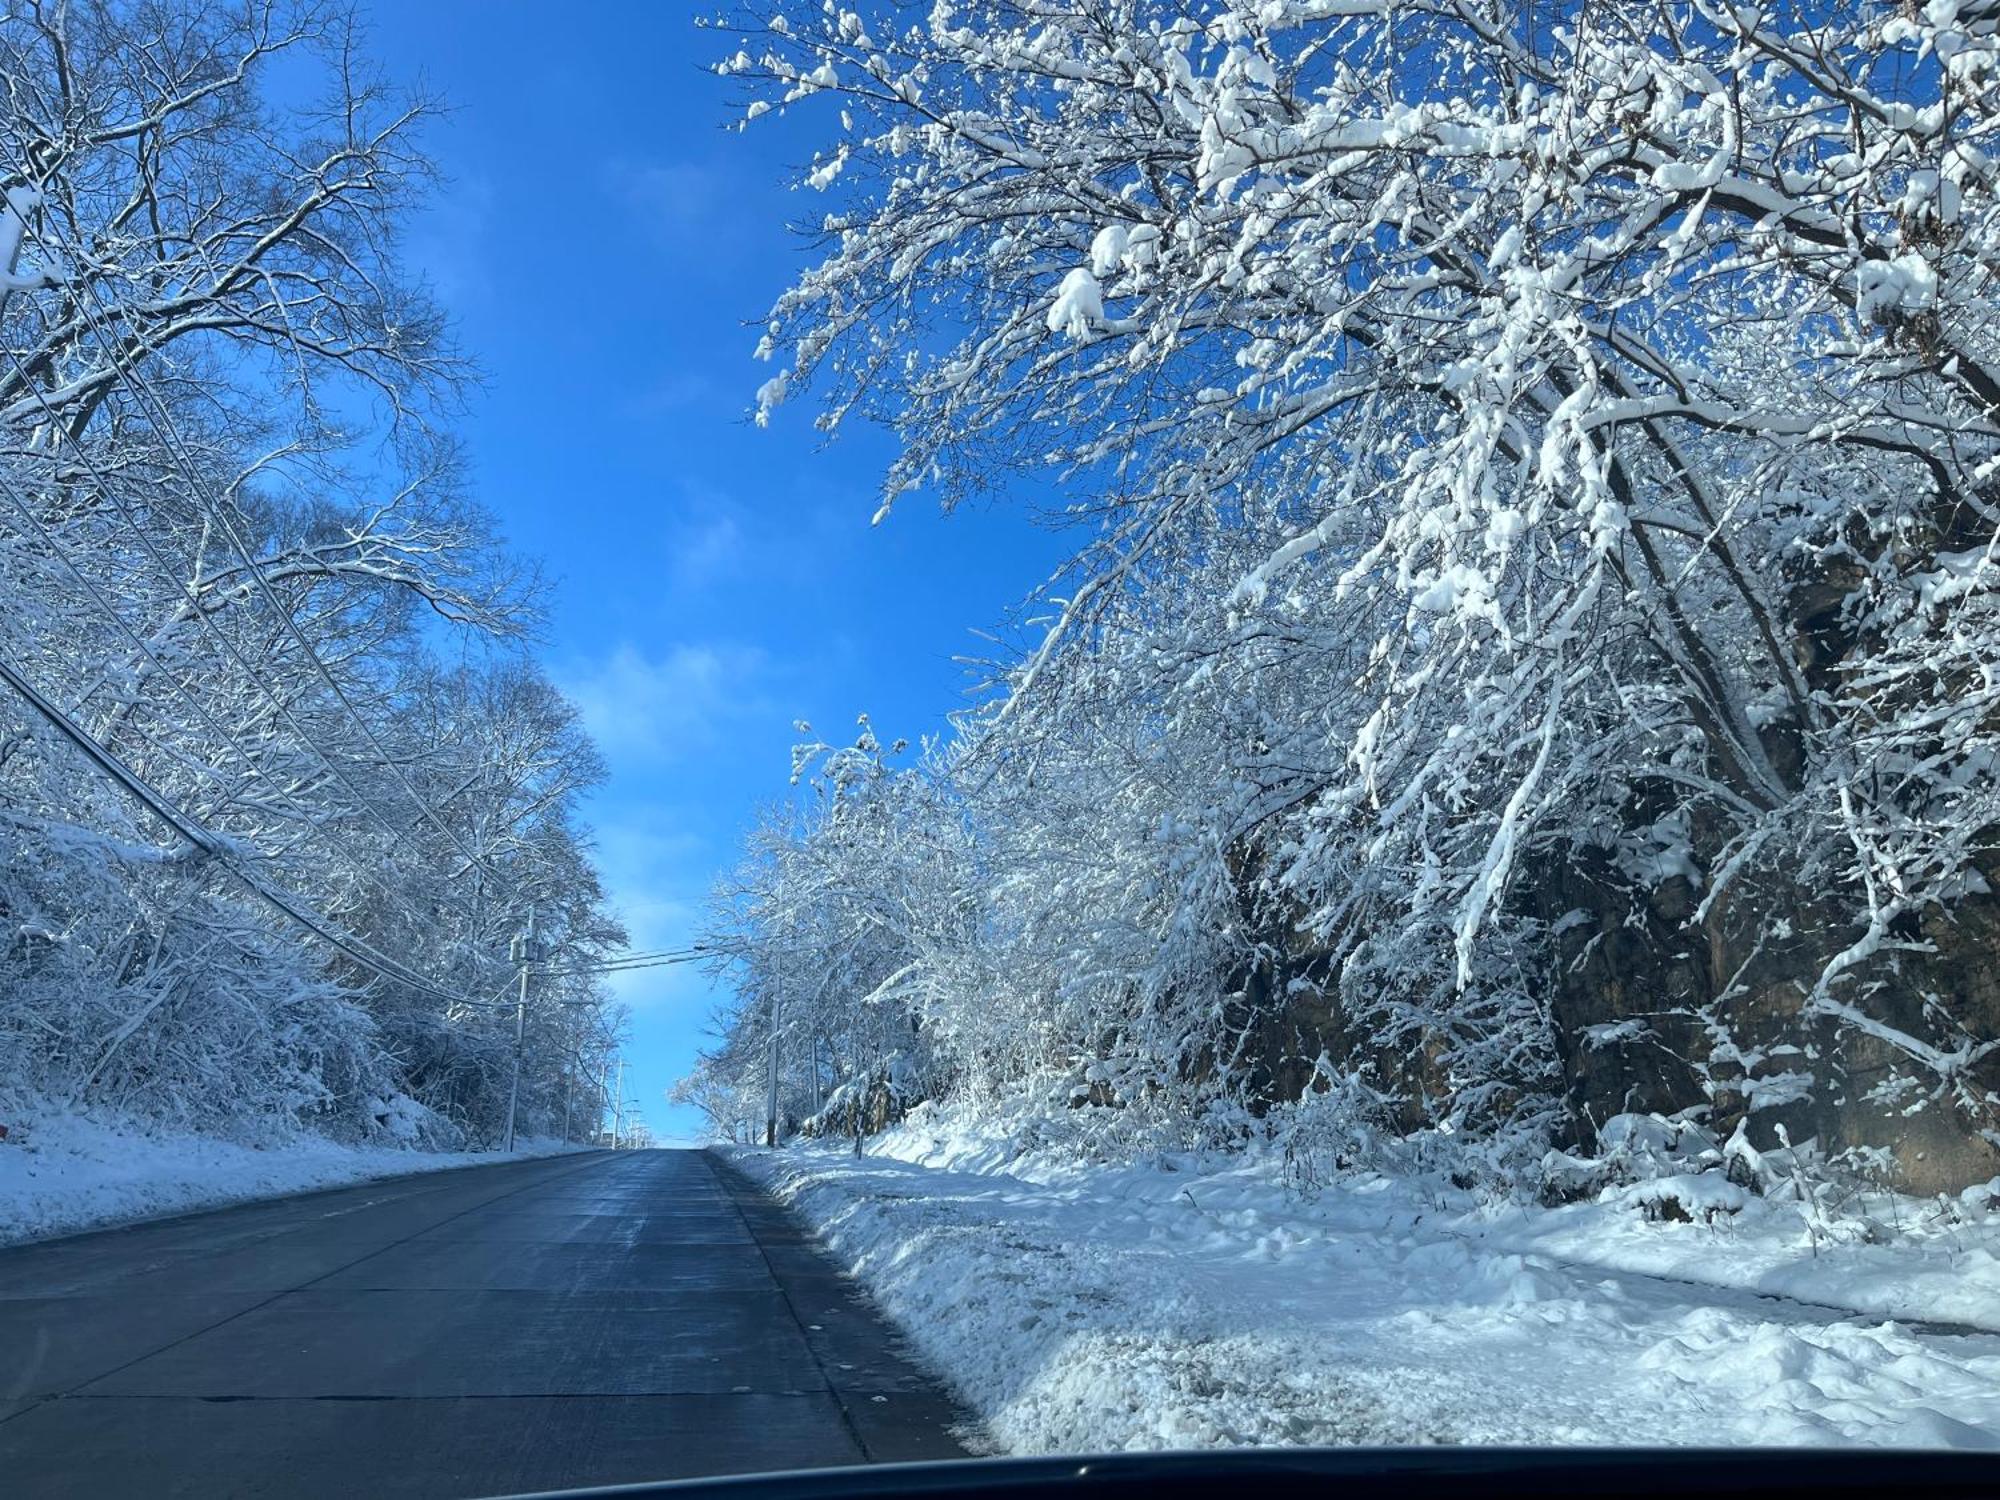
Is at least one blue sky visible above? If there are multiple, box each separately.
[362,3,1068,1141]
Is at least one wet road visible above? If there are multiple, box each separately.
[0,1149,970,1497]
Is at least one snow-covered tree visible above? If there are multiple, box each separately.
[709,0,2000,1186]
[0,0,619,1148]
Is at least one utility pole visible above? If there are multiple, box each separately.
[612,1056,627,1149]
[601,1057,613,1148]
[503,907,540,1155]
[765,941,782,1148]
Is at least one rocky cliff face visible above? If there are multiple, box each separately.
[1212,843,2000,1193]
[1529,844,2000,1194]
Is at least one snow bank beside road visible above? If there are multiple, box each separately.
[0,1110,584,1245]
[1493,1184,2000,1337]
[729,1128,2000,1453]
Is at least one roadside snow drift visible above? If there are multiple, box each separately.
[0,1111,582,1245]
[730,1127,2000,1453]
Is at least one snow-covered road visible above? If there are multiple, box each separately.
[731,1132,2000,1453]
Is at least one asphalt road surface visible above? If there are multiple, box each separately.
[0,1149,972,1497]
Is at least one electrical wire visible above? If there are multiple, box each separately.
[580,952,712,976]
[0,153,624,1019]
[0,340,448,872]
[538,949,711,977]
[0,646,469,1006]
[0,461,479,945]
[0,166,520,896]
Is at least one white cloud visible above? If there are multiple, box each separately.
[673,511,744,584]
[605,158,724,245]
[562,641,768,763]
[622,370,720,418]
[663,481,751,587]
[406,174,498,310]
[584,812,724,1018]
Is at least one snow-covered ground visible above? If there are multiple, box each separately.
[0,1110,585,1246]
[728,1117,2000,1453]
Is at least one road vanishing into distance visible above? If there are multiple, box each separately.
[0,1151,971,1497]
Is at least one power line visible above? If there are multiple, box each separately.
[0,168,520,896]
[0,158,604,1017]
[0,343,451,873]
[445,949,707,1008]
[580,952,712,976]
[0,461,472,941]
[538,949,711,978]
[0,645,468,1007]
